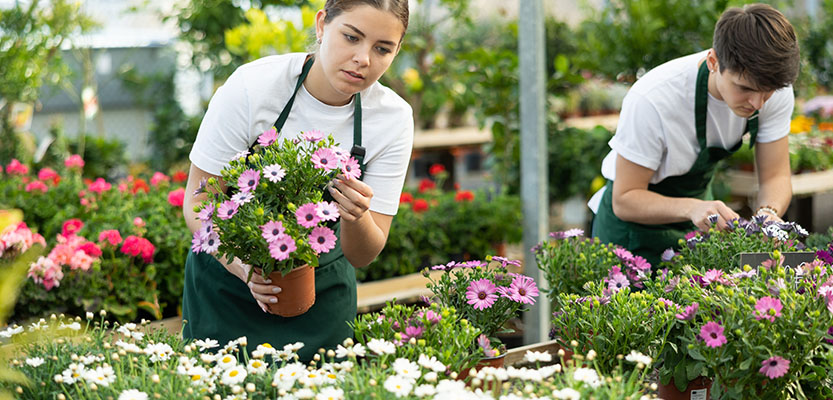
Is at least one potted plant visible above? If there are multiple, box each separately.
[191,128,361,317]
[422,256,540,369]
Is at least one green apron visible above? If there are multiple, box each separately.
[592,61,759,266]
[182,56,366,361]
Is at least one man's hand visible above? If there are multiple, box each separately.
[687,200,740,231]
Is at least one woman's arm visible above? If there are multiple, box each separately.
[327,176,391,268]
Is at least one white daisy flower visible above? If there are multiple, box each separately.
[524,350,552,363]
[367,338,395,355]
[118,389,149,400]
[115,340,143,353]
[78,355,103,365]
[60,322,81,331]
[83,365,116,387]
[423,371,438,383]
[254,343,277,356]
[334,343,366,359]
[417,354,446,373]
[195,338,220,351]
[188,366,212,386]
[0,325,23,338]
[25,357,45,368]
[499,394,526,400]
[273,362,306,390]
[625,350,652,366]
[221,365,248,386]
[315,386,344,400]
[298,370,326,387]
[552,388,581,400]
[246,359,268,375]
[145,342,174,362]
[414,384,436,398]
[283,342,304,352]
[216,353,238,370]
[295,388,315,399]
[538,365,559,379]
[392,358,421,380]
[384,375,413,398]
[223,394,247,400]
[573,367,602,388]
[60,363,86,385]
[231,191,254,205]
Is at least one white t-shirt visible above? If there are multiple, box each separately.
[588,50,794,213]
[190,53,414,216]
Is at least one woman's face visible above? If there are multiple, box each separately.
[315,5,405,101]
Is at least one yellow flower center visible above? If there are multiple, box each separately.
[230,370,239,377]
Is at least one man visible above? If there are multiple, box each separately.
[589,4,799,266]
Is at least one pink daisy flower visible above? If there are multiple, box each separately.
[268,235,296,261]
[607,272,630,293]
[630,256,651,271]
[754,297,783,322]
[260,221,285,243]
[257,126,278,147]
[502,275,539,305]
[231,191,254,205]
[308,226,337,254]
[702,269,725,286]
[217,201,239,220]
[198,221,214,240]
[263,164,286,183]
[563,228,584,238]
[676,302,699,321]
[759,356,790,379]
[491,256,521,268]
[316,201,340,221]
[191,231,203,253]
[699,321,727,348]
[232,150,250,161]
[477,334,497,357]
[197,204,214,222]
[331,146,350,162]
[295,203,321,228]
[200,231,220,253]
[237,169,260,193]
[341,157,362,180]
[401,325,424,341]
[613,247,634,263]
[466,278,498,310]
[311,148,338,171]
[301,129,324,142]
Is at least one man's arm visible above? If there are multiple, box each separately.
[611,155,739,231]
[753,136,791,220]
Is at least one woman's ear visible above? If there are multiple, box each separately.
[315,10,327,43]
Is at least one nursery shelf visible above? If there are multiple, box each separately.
[563,114,619,131]
[725,168,833,197]
[412,126,492,150]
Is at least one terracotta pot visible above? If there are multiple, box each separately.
[657,376,712,400]
[262,265,315,317]
[456,353,507,382]
[491,242,507,257]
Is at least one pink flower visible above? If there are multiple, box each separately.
[231,191,254,205]
[197,204,214,222]
[198,221,214,240]
[676,302,699,321]
[316,201,340,222]
[308,226,337,254]
[200,231,220,253]
[6,159,29,175]
[702,269,726,286]
[62,219,84,237]
[24,181,48,193]
[341,157,362,180]
[563,228,584,238]
[418,309,442,325]
[295,203,321,228]
[150,172,170,187]
[263,164,286,183]
[466,278,498,310]
[64,154,85,169]
[120,235,155,263]
[88,178,112,194]
[191,231,204,253]
[268,235,296,261]
[401,325,424,341]
[217,201,239,220]
[260,221,286,242]
[302,129,324,142]
[28,256,63,291]
[77,242,102,257]
[37,167,60,184]
[754,297,783,322]
[69,250,94,271]
[502,275,539,305]
[237,169,260,193]
[331,146,350,162]
[477,334,497,357]
[311,148,338,171]
[167,188,185,207]
[613,247,634,263]
[759,356,790,379]
[607,272,630,293]
[133,217,146,228]
[699,321,727,348]
[257,126,278,147]
[98,230,122,247]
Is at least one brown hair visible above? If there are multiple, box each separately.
[323,0,409,37]
[713,3,799,91]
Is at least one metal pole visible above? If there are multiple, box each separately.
[519,0,549,345]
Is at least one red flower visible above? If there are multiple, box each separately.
[6,159,29,175]
[418,178,436,193]
[37,168,61,185]
[168,188,185,207]
[150,172,170,186]
[24,181,48,193]
[455,190,475,202]
[172,170,188,183]
[62,219,84,237]
[399,192,414,204]
[412,199,429,213]
[428,163,446,176]
[64,154,85,169]
[120,235,155,263]
[98,230,123,247]
[77,242,102,257]
[88,178,112,194]
[131,178,150,194]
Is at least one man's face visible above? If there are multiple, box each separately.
[713,67,775,118]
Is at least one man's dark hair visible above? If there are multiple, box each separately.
[713,3,799,91]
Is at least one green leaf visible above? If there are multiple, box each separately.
[739,357,752,371]
[674,362,688,392]
[688,347,706,361]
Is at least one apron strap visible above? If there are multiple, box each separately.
[350,93,366,175]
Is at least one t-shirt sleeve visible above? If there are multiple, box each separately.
[756,86,794,143]
[364,107,414,216]
[609,91,666,171]
[189,72,252,175]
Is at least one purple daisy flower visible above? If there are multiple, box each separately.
[613,247,634,263]
[295,202,322,228]
[754,296,783,322]
[491,256,521,268]
[197,204,214,222]
[316,201,340,222]
[193,178,207,197]
[263,164,286,183]
[191,231,203,253]
[401,325,424,341]
[268,234,296,261]
[661,248,676,262]
[200,230,220,253]
[676,302,699,321]
[308,226,337,254]
[231,191,254,205]
[301,129,324,142]
[260,221,285,242]
[466,278,498,310]
[430,261,457,271]
[257,126,278,147]
[548,231,566,239]
[502,275,539,304]
[237,169,260,193]
[217,201,239,220]
[311,148,338,171]
[702,269,725,286]
[699,321,727,348]
[563,228,584,238]
[759,356,790,379]
[341,157,362,180]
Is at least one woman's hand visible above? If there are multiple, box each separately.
[328,175,373,222]
[227,258,282,313]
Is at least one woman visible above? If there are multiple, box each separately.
[181,0,413,360]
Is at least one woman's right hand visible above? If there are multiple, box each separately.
[227,258,283,313]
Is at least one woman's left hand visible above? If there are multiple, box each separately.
[328,175,373,222]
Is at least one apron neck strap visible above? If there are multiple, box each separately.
[695,60,759,150]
